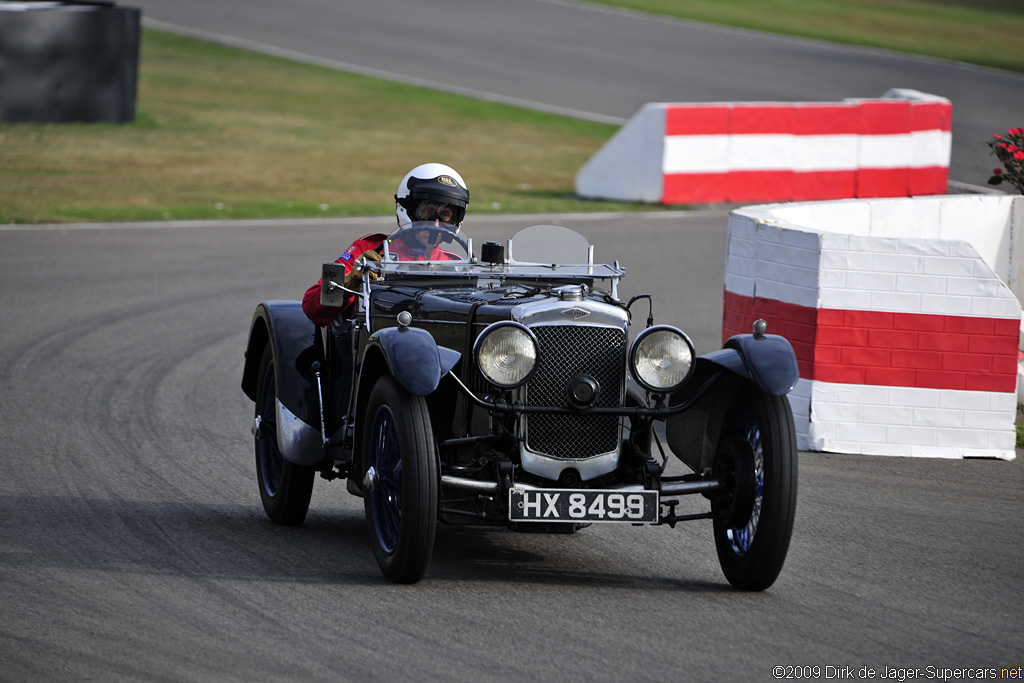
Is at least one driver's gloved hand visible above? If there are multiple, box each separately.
[344,249,381,289]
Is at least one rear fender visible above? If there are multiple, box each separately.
[240,301,323,466]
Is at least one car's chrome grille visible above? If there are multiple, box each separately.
[524,325,624,460]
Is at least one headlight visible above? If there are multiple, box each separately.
[630,326,695,393]
[474,322,539,388]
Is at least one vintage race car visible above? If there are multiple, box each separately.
[240,221,799,590]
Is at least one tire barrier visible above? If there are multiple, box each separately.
[724,195,1022,459]
[0,2,141,123]
[576,89,951,205]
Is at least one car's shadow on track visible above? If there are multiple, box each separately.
[428,525,730,592]
[0,494,728,592]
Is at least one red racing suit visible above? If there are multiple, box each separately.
[301,232,462,326]
[302,233,388,326]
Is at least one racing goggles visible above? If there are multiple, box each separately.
[414,199,458,223]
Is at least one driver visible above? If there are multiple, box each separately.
[302,163,470,325]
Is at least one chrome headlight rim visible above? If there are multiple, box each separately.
[629,325,696,394]
[473,321,540,389]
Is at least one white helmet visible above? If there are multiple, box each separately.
[395,163,470,228]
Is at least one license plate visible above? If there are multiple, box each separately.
[509,488,658,524]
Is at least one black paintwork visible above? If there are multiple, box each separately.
[241,301,320,430]
[365,326,462,396]
[241,248,800,523]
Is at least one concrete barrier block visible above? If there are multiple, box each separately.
[724,260,757,284]
[935,428,991,449]
[811,402,863,422]
[819,232,851,251]
[987,432,1016,451]
[575,103,665,202]
[947,240,983,259]
[838,422,888,442]
[920,294,973,315]
[849,234,901,254]
[923,256,977,278]
[862,443,914,457]
[887,425,939,446]
[723,272,755,298]
[756,260,819,289]
[726,195,1021,460]
[727,235,757,260]
[820,288,873,310]
[871,198,942,239]
[896,273,948,295]
[913,446,965,459]
[863,405,913,425]
[779,228,821,251]
[578,91,951,205]
[964,409,1011,430]
[886,386,940,407]
[870,291,922,312]
[991,391,1019,412]
[848,271,896,291]
[912,407,962,427]
[874,253,925,273]
[778,201,873,237]
[726,212,758,240]
[755,281,818,308]
[819,269,847,289]
[898,240,952,257]
[946,276,1006,298]
[820,250,874,271]
[972,297,1023,318]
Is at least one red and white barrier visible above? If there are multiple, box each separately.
[576,89,951,205]
[725,195,1023,459]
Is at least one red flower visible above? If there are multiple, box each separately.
[985,128,1024,193]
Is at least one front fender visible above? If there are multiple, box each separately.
[241,301,323,466]
[665,333,797,475]
[367,326,461,396]
[706,333,799,396]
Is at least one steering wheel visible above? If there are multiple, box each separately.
[390,221,470,254]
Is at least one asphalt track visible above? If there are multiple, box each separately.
[127,0,1024,187]
[1,214,1021,681]
[4,2,1024,680]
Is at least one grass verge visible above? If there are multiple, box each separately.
[582,0,1024,74]
[0,29,660,224]
[4,2,1021,224]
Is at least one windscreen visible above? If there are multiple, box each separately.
[384,221,469,262]
[509,224,592,264]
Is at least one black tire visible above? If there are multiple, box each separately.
[712,386,797,591]
[254,345,315,525]
[362,375,438,583]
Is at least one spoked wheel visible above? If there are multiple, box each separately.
[254,345,314,525]
[711,386,797,591]
[362,375,438,584]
